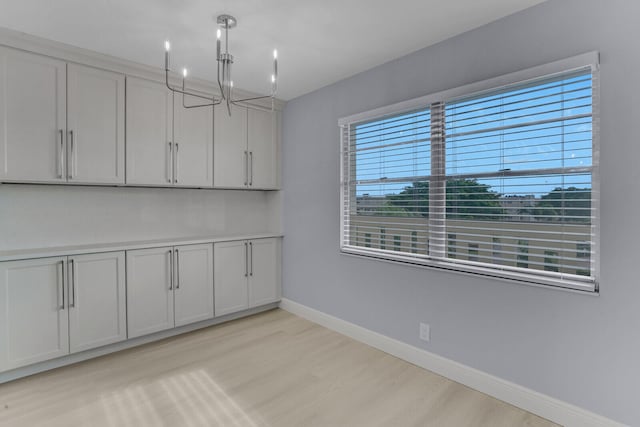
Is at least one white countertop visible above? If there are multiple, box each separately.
[0,233,284,262]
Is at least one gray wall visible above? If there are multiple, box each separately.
[281,1,640,424]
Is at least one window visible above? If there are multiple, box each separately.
[517,240,529,268]
[380,228,386,250]
[340,53,599,292]
[576,242,591,259]
[544,250,559,272]
[448,234,457,259]
[468,243,479,262]
[394,235,402,251]
[492,237,504,264]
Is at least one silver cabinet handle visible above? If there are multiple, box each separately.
[244,242,248,277]
[58,260,65,310]
[69,258,76,308]
[169,249,174,290]
[58,129,64,178]
[244,151,248,186]
[249,241,253,276]
[167,142,173,183]
[249,151,253,186]
[68,130,75,179]
[174,143,179,184]
[175,248,180,289]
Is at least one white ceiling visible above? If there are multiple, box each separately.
[0,0,546,100]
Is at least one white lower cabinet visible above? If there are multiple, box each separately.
[0,257,68,371]
[174,244,214,327]
[126,247,174,338]
[214,240,249,316]
[249,238,281,307]
[214,238,281,317]
[0,252,126,372]
[68,252,127,353]
[0,237,278,374]
[127,244,213,339]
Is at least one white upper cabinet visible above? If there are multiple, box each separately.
[0,47,66,183]
[68,252,127,353]
[0,257,69,371]
[214,104,248,188]
[0,45,279,190]
[214,105,278,189]
[127,78,213,187]
[173,244,214,326]
[248,107,278,189]
[67,64,125,184]
[173,93,214,187]
[0,49,126,186]
[126,77,172,186]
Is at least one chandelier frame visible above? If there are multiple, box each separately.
[164,14,278,115]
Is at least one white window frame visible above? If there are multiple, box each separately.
[339,52,600,293]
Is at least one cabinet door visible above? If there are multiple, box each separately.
[0,47,66,183]
[126,77,173,185]
[126,247,175,338]
[214,104,247,188]
[68,252,126,353]
[248,107,278,189]
[174,244,214,327]
[173,93,213,187]
[0,257,69,372]
[67,64,125,184]
[214,240,249,316]
[248,238,281,307]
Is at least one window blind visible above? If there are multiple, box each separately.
[340,54,598,292]
[442,70,595,287]
[342,109,433,256]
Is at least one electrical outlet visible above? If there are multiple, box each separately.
[419,322,430,342]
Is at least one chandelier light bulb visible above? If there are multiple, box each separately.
[165,40,171,52]
[271,74,276,83]
[217,29,221,39]
[230,80,234,88]
[182,68,188,78]
[273,49,278,59]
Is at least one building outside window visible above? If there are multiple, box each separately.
[492,237,503,265]
[517,240,529,268]
[544,250,559,272]
[468,243,479,262]
[448,234,457,259]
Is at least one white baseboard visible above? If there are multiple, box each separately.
[279,298,625,427]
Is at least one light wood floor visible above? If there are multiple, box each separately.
[0,309,557,427]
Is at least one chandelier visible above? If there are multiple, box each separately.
[163,14,278,115]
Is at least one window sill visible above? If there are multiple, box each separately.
[340,246,598,295]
